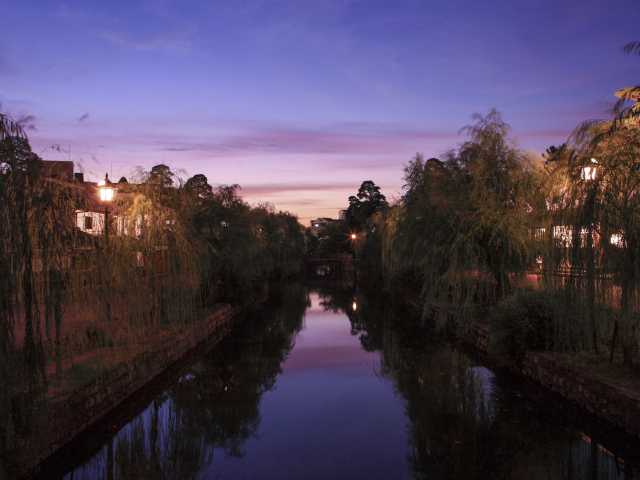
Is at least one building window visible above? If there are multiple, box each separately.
[534,227,546,241]
[84,215,93,230]
[553,225,573,247]
[610,233,624,247]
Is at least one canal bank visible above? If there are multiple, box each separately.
[40,286,640,479]
[7,304,238,479]
[462,320,640,440]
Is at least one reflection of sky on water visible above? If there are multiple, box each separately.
[469,365,496,421]
[203,293,410,479]
[59,290,636,480]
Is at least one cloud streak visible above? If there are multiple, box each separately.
[155,124,459,158]
[240,181,358,197]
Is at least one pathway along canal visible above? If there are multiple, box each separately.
[40,286,640,479]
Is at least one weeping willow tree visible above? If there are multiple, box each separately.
[536,41,640,364]
[535,144,596,353]
[0,111,306,469]
[565,122,640,366]
[454,110,540,299]
[380,154,465,318]
[0,112,27,457]
[382,110,540,328]
[0,112,80,454]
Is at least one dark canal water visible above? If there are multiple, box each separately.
[44,286,640,479]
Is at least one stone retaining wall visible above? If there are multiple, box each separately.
[462,320,640,439]
[521,352,640,438]
[10,305,237,479]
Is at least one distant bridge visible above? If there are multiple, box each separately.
[305,254,354,281]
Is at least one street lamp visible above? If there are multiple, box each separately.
[97,173,115,323]
[97,173,116,239]
[581,158,599,352]
[349,232,358,287]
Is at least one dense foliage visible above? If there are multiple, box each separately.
[332,94,640,366]
[0,116,305,459]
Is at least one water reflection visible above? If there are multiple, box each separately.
[46,285,639,479]
[322,287,638,480]
[58,285,308,480]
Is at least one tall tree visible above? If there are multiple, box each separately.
[346,180,388,230]
[148,164,175,188]
[454,109,536,299]
[184,174,213,200]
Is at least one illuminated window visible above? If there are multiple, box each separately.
[610,233,624,247]
[581,158,598,181]
[84,215,93,230]
[581,166,596,181]
[553,225,572,245]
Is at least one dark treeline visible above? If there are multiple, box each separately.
[0,114,305,465]
[321,43,640,368]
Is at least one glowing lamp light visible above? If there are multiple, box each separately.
[98,174,115,202]
[350,233,357,240]
[352,301,358,312]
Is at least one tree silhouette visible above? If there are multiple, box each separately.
[346,180,388,230]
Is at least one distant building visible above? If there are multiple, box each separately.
[35,161,174,276]
[39,161,146,238]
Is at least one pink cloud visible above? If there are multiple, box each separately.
[152,124,459,157]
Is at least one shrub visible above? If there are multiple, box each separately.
[489,289,561,361]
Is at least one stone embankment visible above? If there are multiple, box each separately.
[463,321,640,439]
[11,304,237,479]
[519,353,640,438]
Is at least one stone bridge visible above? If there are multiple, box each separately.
[305,254,354,282]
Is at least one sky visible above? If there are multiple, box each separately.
[1,0,639,224]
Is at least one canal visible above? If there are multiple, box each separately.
[42,286,639,479]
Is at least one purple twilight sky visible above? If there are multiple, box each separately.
[1,0,639,223]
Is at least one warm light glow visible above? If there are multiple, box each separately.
[610,233,624,247]
[98,174,115,202]
[534,227,546,240]
[581,165,597,181]
[553,225,572,246]
[350,233,357,240]
[99,185,114,202]
[352,301,358,312]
